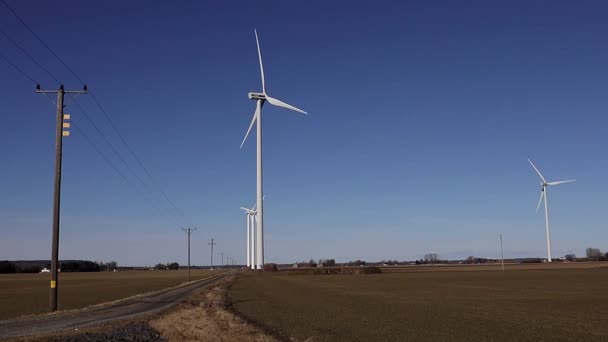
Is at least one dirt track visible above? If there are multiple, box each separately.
[0,274,226,340]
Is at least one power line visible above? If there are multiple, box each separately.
[71,122,130,186]
[87,92,185,218]
[0,0,188,225]
[68,95,185,225]
[0,25,184,227]
[72,120,182,227]
[9,84,184,230]
[0,52,37,84]
[3,59,183,227]
[1,60,181,227]
[0,20,151,203]
[0,27,61,84]
[70,120,181,227]
[0,0,84,85]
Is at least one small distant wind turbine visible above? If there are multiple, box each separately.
[240,29,308,269]
[528,158,575,262]
[240,195,265,270]
[240,206,256,269]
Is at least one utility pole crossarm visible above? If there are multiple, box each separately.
[36,84,88,95]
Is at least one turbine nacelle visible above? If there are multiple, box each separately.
[248,92,266,101]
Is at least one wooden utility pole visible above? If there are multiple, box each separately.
[208,238,216,270]
[182,227,197,281]
[36,84,87,312]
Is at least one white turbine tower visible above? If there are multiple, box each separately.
[250,212,256,269]
[528,158,575,262]
[241,196,263,270]
[240,206,256,269]
[240,29,308,269]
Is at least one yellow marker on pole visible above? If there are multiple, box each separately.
[50,280,56,288]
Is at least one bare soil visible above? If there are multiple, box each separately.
[231,264,608,342]
[0,270,213,320]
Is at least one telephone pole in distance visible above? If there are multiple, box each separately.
[182,227,197,281]
[208,238,216,270]
[500,234,505,272]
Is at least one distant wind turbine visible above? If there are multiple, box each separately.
[240,29,308,269]
[240,206,256,269]
[528,158,575,262]
[240,195,265,270]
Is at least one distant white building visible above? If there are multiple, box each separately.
[40,268,50,273]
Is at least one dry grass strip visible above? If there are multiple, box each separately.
[150,275,279,342]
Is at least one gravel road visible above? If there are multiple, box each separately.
[0,274,226,340]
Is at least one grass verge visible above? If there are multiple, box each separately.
[149,275,278,342]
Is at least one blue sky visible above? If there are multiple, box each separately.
[1,1,606,266]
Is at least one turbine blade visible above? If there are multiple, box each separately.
[241,207,255,214]
[252,194,265,211]
[528,158,546,183]
[266,95,308,114]
[254,29,265,94]
[547,179,576,186]
[240,106,259,149]
[535,190,544,213]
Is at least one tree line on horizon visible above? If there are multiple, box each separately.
[0,260,118,274]
[154,262,180,270]
[2,247,606,274]
[290,247,608,268]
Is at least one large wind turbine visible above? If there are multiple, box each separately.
[240,29,308,269]
[528,158,575,262]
